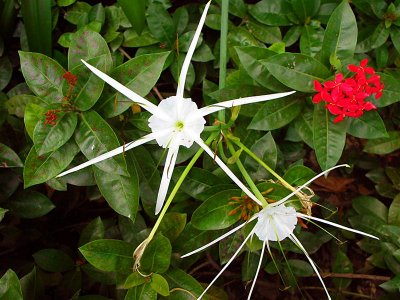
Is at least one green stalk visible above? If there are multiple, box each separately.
[229,136,297,194]
[218,0,229,123]
[146,133,218,241]
[226,141,268,207]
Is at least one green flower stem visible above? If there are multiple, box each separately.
[218,0,229,123]
[146,132,219,242]
[229,136,298,194]
[226,141,268,207]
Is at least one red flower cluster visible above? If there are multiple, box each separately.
[313,59,384,123]
[44,110,58,126]
[63,71,77,87]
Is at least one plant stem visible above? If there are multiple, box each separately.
[226,141,268,207]
[146,133,218,242]
[218,0,229,123]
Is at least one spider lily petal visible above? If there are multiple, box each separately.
[176,1,211,98]
[155,146,180,214]
[199,91,296,116]
[247,241,266,300]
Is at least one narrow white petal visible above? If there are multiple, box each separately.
[194,137,263,206]
[199,91,296,116]
[81,60,161,116]
[289,234,331,300]
[247,241,266,300]
[198,229,254,300]
[297,213,379,240]
[271,164,349,207]
[57,132,156,178]
[181,214,258,258]
[155,147,179,215]
[176,1,211,98]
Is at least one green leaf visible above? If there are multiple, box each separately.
[93,152,139,222]
[163,268,204,300]
[0,143,23,167]
[0,57,12,90]
[293,105,314,148]
[389,194,400,226]
[78,216,105,247]
[117,0,145,35]
[146,3,176,47]
[125,283,157,300]
[33,249,75,272]
[390,27,400,55]
[364,131,400,155]
[20,0,52,56]
[20,267,44,300]
[119,272,146,289]
[291,0,321,23]
[283,165,316,185]
[347,110,388,139]
[23,139,80,188]
[371,73,400,107]
[235,46,289,92]
[150,273,170,297]
[79,239,134,272]
[244,132,277,181]
[192,189,241,230]
[68,30,112,71]
[64,1,91,25]
[332,250,353,289]
[319,0,357,67]
[7,94,45,118]
[57,0,76,7]
[170,55,195,91]
[242,251,262,281]
[264,53,331,92]
[97,52,170,118]
[75,110,128,176]
[33,112,78,155]
[159,212,186,242]
[173,6,189,35]
[355,23,390,53]
[122,29,158,48]
[0,269,23,300]
[248,97,303,130]
[246,20,282,44]
[0,208,7,222]
[249,0,293,26]
[380,275,400,293]
[141,234,171,274]
[352,196,388,223]
[300,24,324,57]
[6,190,55,218]
[19,51,65,103]
[24,103,47,139]
[286,259,314,277]
[313,102,347,170]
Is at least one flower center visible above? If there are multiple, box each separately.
[175,120,184,131]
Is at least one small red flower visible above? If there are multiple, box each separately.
[63,71,77,87]
[44,110,58,126]
[312,59,383,123]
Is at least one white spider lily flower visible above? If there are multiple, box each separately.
[181,164,379,300]
[56,1,295,214]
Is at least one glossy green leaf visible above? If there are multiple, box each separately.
[33,112,78,155]
[79,239,134,272]
[283,25,302,47]
[192,189,241,230]
[0,143,23,167]
[141,234,171,274]
[24,139,80,188]
[218,227,245,264]
[249,0,293,26]
[390,27,400,55]
[125,283,157,300]
[57,0,76,7]
[93,152,139,222]
[0,269,23,300]
[248,97,303,130]
[163,268,204,300]
[150,273,169,297]
[352,196,388,223]
[356,23,390,53]
[364,131,400,155]
[347,110,387,139]
[235,46,289,92]
[159,212,186,242]
[380,275,400,293]
[64,1,91,25]
[242,251,262,281]
[300,24,324,57]
[173,6,189,35]
[293,105,314,148]
[291,0,321,23]
[264,53,331,92]
[146,3,176,47]
[117,0,145,35]
[371,73,400,107]
[119,272,146,289]
[68,30,112,71]
[0,208,7,222]
[319,1,357,67]
[283,165,316,186]
[389,194,400,226]
[75,110,128,176]
[33,249,75,272]
[78,216,105,247]
[123,29,158,48]
[8,95,45,121]
[246,20,281,44]
[0,57,12,91]
[19,51,65,103]
[244,132,277,181]
[313,102,347,170]
[97,52,169,118]
[6,190,55,218]
[332,250,353,289]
